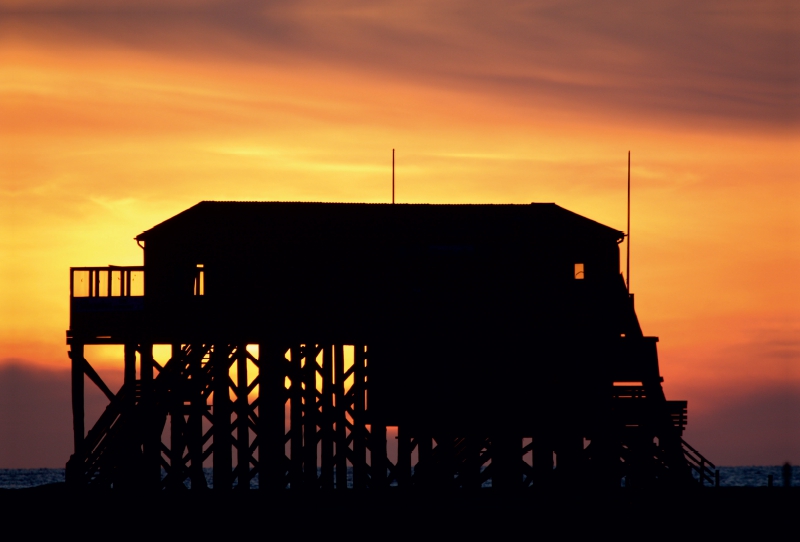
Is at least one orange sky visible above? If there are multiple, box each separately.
[1,0,798,466]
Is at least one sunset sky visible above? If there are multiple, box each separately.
[1,0,798,467]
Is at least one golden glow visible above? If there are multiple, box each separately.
[1,2,797,465]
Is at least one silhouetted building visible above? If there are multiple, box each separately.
[66,202,713,489]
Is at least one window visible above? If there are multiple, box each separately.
[194,264,205,296]
[574,263,585,279]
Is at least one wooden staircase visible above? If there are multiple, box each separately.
[67,344,214,488]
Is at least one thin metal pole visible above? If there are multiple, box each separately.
[627,150,631,294]
[392,149,395,204]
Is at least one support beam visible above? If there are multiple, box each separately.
[492,433,521,491]
[531,438,554,488]
[302,343,318,488]
[81,358,116,403]
[187,345,207,489]
[396,425,411,488]
[169,343,186,489]
[169,378,188,488]
[434,434,455,489]
[352,344,367,488]
[289,345,303,488]
[370,424,387,489]
[334,344,348,489]
[124,343,137,397]
[417,435,432,488]
[212,345,233,490]
[68,343,85,485]
[120,343,138,489]
[236,345,250,489]
[320,344,334,489]
[139,343,160,489]
[259,342,287,490]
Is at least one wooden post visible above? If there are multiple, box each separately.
[259,342,287,490]
[396,425,411,488]
[169,388,186,487]
[320,344,334,489]
[68,343,85,485]
[417,435,432,488]
[353,344,367,488]
[236,345,250,489]
[532,438,554,488]
[169,343,186,489]
[289,345,303,488]
[139,343,160,489]
[445,434,456,489]
[371,424,387,489]
[121,343,138,488]
[464,436,483,489]
[303,343,318,488]
[212,345,233,489]
[334,344,348,489]
[492,433,512,491]
[187,344,207,489]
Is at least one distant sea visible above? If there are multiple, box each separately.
[1,466,798,489]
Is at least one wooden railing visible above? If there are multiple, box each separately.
[682,438,716,486]
[70,266,144,298]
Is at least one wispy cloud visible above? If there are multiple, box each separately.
[2,0,795,129]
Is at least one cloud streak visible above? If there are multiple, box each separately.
[2,0,796,130]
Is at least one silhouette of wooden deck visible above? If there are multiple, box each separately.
[66,202,714,489]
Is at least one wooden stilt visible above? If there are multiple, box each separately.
[236,345,250,489]
[532,438,554,488]
[371,424,387,489]
[353,344,367,488]
[120,343,138,488]
[168,343,186,489]
[139,343,160,488]
[303,343,318,488]
[289,345,303,488]
[212,345,233,489]
[68,343,85,486]
[259,342,287,490]
[187,344,207,489]
[320,344,334,489]
[334,344,348,489]
[396,425,411,488]
[418,435,432,487]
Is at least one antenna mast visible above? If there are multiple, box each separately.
[392,149,395,204]
[626,150,631,294]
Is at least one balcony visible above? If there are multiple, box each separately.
[69,267,145,341]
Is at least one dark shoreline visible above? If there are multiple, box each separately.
[2,485,798,536]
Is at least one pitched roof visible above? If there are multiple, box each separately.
[136,201,623,244]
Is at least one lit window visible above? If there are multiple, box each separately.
[574,263,585,279]
[194,264,205,296]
